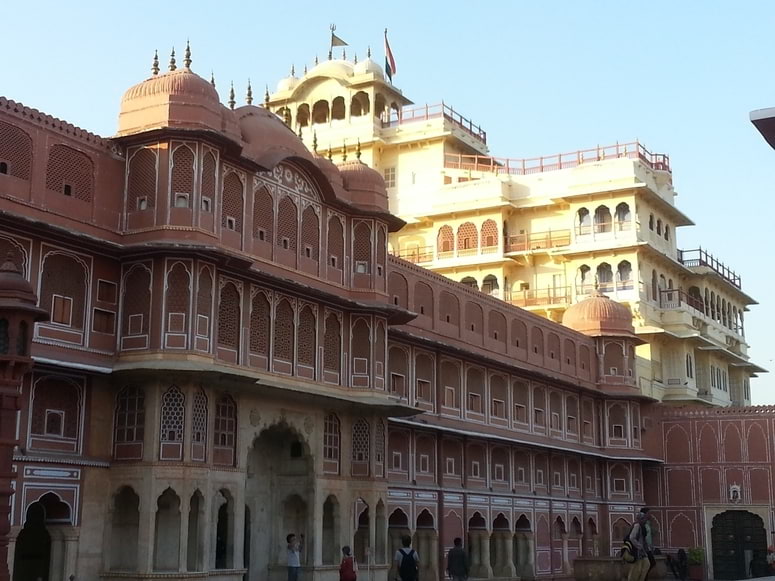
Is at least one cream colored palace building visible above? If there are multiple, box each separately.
[267,54,762,408]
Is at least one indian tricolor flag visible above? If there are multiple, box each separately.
[384,29,396,82]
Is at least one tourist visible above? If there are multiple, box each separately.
[627,512,651,581]
[339,545,357,581]
[640,508,656,577]
[446,537,469,580]
[395,535,420,581]
[287,533,304,581]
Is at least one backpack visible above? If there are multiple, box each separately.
[399,548,418,581]
[620,524,642,563]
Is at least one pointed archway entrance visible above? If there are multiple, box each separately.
[711,510,767,579]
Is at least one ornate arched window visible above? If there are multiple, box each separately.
[213,395,237,466]
[114,386,145,459]
[160,385,185,460]
[323,413,341,473]
[191,389,207,462]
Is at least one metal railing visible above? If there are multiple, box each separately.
[382,102,487,143]
[659,289,744,334]
[677,248,742,289]
[505,230,571,252]
[444,140,671,176]
[510,286,571,307]
[390,245,434,264]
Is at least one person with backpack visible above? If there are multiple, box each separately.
[394,535,419,581]
[627,512,651,581]
[639,508,656,577]
[339,545,358,581]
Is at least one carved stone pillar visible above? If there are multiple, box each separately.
[479,532,493,578]
[501,532,516,577]
[469,531,481,576]
[561,532,571,573]
[523,532,536,580]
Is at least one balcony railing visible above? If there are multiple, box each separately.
[659,289,744,335]
[382,102,487,143]
[444,140,671,176]
[505,230,571,252]
[390,245,434,264]
[510,286,571,308]
[677,248,742,289]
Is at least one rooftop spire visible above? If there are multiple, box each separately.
[354,52,358,64]
[169,47,177,71]
[356,139,362,160]
[246,79,253,105]
[312,131,318,153]
[342,140,347,162]
[151,49,160,75]
[291,64,295,76]
[327,146,333,161]
[184,39,192,69]
[315,55,319,65]
[367,46,372,58]
[264,85,270,107]
[210,71,216,88]
[303,64,308,75]
[342,48,347,60]
[228,82,236,110]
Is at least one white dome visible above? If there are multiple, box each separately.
[276,75,299,93]
[354,58,385,79]
[307,59,354,79]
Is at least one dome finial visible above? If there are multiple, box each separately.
[312,131,318,153]
[291,64,295,77]
[152,49,160,75]
[327,146,333,161]
[367,46,372,58]
[303,64,308,75]
[342,48,347,60]
[298,124,303,140]
[356,139,362,160]
[342,140,347,162]
[210,71,216,88]
[228,82,236,110]
[169,47,177,71]
[264,85,270,107]
[354,52,358,65]
[246,79,253,105]
[184,39,192,69]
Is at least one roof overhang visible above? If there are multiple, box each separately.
[751,107,775,149]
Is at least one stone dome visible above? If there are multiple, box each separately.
[118,68,224,136]
[236,105,314,166]
[338,160,388,211]
[353,58,385,79]
[562,290,635,337]
[0,257,34,297]
[276,75,300,93]
[307,59,354,80]
[314,153,344,188]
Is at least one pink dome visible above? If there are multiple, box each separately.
[562,291,635,337]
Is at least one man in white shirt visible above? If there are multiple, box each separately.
[287,533,303,581]
[394,535,420,581]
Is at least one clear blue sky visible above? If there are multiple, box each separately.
[3,1,774,403]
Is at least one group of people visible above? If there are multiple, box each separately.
[285,532,471,581]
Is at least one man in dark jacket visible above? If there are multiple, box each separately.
[446,537,470,581]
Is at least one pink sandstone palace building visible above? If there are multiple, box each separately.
[0,47,773,581]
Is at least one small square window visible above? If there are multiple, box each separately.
[51,295,73,326]
[128,313,144,336]
[392,451,402,471]
[304,246,312,258]
[444,386,457,408]
[390,373,406,397]
[534,409,545,426]
[612,424,624,439]
[586,476,593,491]
[554,472,561,487]
[174,193,189,208]
[416,379,431,402]
[383,167,396,188]
[355,261,369,274]
[494,464,505,481]
[0,161,8,174]
[517,467,526,483]
[226,217,236,231]
[613,478,627,493]
[377,265,383,276]
[569,473,578,489]
[44,410,64,436]
[536,469,544,485]
[445,457,456,475]
[492,399,505,418]
[201,197,211,212]
[471,461,480,478]
[92,309,116,334]
[467,392,482,414]
[63,183,72,197]
[419,454,430,473]
[137,197,148,211]
[97,280,117,303]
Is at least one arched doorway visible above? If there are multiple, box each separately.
[13,493,70,581]
[245,423,313,581]
[711,510,767,579]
